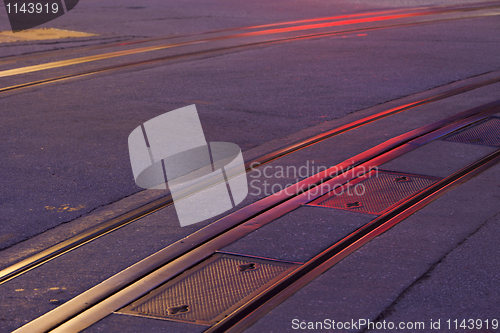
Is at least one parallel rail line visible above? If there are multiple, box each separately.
[1,76,499,286]
[3,3,500,331]
[210,123,500,333]
[1,2,500,93]
[14,100,500,332]
[0,8,420,65]
[2,3,497,77]
[1,1,497,67]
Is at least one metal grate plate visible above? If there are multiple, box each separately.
[442,117,500,147]
[308,171,440,215]
[117,253,298,325]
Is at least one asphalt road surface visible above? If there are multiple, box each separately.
[1,1,500,332]
[1,0,498,251]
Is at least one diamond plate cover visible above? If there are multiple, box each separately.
[308,171,440,215]
[442,117,500,147]
[118,253,297,325]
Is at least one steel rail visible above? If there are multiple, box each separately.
[2,1,496,66]
[2,3,498,78]
[1,8,499,93]
[1,77,498,287]
[209,148,500,333]
[0,8,413,65]
[13,101,500,333]
[0,78,498,287]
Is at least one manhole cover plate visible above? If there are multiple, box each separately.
[117,253,298,325]
[307,171,440,215]
[442,116,500,147]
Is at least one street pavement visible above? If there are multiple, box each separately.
[1,0,499,250]
[0,0,499,332]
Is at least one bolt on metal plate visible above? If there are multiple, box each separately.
[117,253,298,325]
[307,171,440,215]
[441,116,500,147]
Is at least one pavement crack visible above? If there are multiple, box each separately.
[361,210,500,332]
[0,189,160,253]
[345,69,499,119]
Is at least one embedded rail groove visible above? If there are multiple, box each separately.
[2,1,498,69]
[14,100,500,332]
[1,2,499,93]
[0,7,429,66]
[1,79,498,286]
[209,144,500,333]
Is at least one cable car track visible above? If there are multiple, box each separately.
[1,1,497,67]
[2,3,500,331]
[1,2,499,94]
[12,99,500,332]
[208,136,500,333]
[0,8,424,65]
[1,75,499,286]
